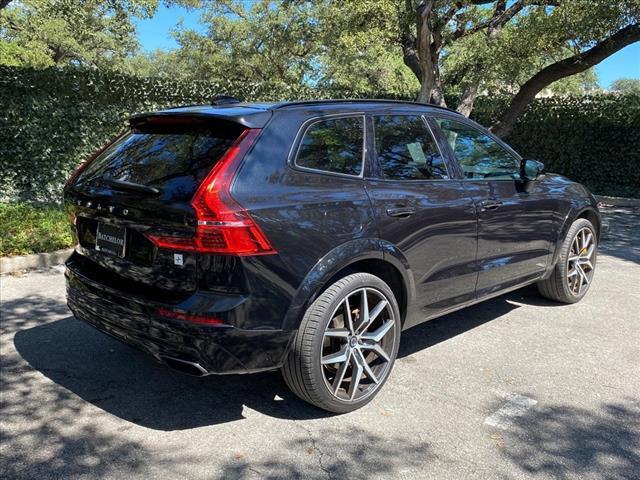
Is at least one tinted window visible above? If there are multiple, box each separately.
[76,121,243,200]
[296,116,364,176]
[435,118,520,180]
[374,115,448,180]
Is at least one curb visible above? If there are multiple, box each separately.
[0,248,73,275]
[595,195,640,208]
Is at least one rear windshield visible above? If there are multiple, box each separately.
[76,119,243,200]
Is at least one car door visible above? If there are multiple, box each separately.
[430,115,554,297]
[365,113,478,328]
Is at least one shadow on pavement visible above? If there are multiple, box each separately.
[398,284,560,358]
[211,429,432,480]
[7,284,559,432]
[496,397,640,479]
[599,206,640,264]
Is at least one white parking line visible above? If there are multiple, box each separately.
[484,392,538,430]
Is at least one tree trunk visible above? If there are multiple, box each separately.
[456,84,479,117]
[491,23,640,138]
[415,0,437,103]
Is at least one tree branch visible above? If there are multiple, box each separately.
[452,0,560,41]
[491,23,640,137]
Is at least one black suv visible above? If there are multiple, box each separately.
[64,99,601,412]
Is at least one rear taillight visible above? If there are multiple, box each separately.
[146,128,276,256]
[64,131,126,189]
[157,307,224,326]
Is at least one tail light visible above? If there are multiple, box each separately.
[64,131,126,188]
[157,307,224,326]
[146,128,276,256]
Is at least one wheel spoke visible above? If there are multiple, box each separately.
[358,289,369,332]
[356,349,379,384]
[324,328,350,338]
[360,319,394,343]
[331,349,352,394]
[572,237,580,255]
[348,354,364,400]
[321,345,349,365]
[343,296,355,334]
[575,266,585,294]
[578,265,590,285]
[359,342,391,362]
[359,299,388,334]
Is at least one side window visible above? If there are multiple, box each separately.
[374,115,448,180]
[295,116,364,176]
[435,118,520,180]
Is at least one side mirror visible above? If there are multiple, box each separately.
[521,159,545,181]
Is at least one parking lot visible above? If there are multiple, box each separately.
[1,205,639,480]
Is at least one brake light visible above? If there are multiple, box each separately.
[64,131,126,188]
[157,307,224,326]
[146,128,276,256]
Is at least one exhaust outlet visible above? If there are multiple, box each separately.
[160,356,209,377]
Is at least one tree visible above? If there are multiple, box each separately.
[611,77,640,94]
[160,0,419,95]
[398,0,640,136]
[0,0,198,70]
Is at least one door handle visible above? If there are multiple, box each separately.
[480,200,503,211]
[386,206,416,218]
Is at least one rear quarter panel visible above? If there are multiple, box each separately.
[232,111,379,329]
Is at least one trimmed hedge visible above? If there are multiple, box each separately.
[1,66,638,201]
[473,95,640,198]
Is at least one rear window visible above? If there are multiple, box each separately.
[76,119,243,200]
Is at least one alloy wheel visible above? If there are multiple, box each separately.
[566,226,596,296]
[320,287,396,402]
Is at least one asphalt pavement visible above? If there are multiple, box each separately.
[1,206,639,480]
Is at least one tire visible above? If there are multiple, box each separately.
[537,218,598,304]
[282,273,401,413]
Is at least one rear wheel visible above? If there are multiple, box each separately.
[282,273,401,413]
[537,218,597,303]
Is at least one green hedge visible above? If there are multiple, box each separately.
[472,95,640,198]
[1,66,638,201]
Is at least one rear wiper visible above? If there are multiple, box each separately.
[102,178,161,195]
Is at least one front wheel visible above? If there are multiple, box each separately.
[282,273,401,413]
[537,218,597,303]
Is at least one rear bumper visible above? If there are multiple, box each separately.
[65,263,294,375]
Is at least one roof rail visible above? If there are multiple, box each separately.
[211,95,242,106]
[271,98,462,114]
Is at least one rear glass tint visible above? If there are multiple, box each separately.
[76,120,243,200]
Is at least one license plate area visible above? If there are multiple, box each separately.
[96,222,127,258]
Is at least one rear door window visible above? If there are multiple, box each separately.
[295,116,364,176]
[373,115,449,180]
[75,119,243,200]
